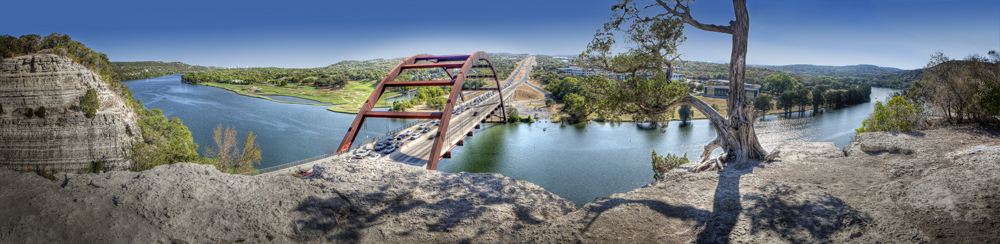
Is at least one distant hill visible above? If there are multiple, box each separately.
[111,61,220,82]
[675,61,787,85]
[752,64,922,89]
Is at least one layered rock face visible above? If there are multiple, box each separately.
[0,54,140,172]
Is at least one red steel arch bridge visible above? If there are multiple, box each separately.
[337,52,533,170]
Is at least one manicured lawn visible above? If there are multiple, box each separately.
[202,81,398,114]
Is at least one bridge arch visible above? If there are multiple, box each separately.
[337,51,508,170]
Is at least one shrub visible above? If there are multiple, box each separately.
[35,165,56,181]
[131,108,201,171]
[80,88,99,118]
[35,106,45,118]
[856,96,926,134]
[545,98,554,107]
[651,150,688,180]
[25,108,33,118]
[0,103,3,114]
[89,159,104,173]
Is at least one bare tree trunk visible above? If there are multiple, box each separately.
[716,0,769,169]
[654,0,778,171]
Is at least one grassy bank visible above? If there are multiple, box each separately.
[202,81,397,114]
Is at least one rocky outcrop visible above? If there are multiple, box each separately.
[0,159,575,243]
[0,54,140,172]
[0,126,996,243]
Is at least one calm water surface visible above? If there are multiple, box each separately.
[126,75,895,206]
[124,75,412,167]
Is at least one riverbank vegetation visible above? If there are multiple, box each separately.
[856,50,998,134]
[178,53,527,113]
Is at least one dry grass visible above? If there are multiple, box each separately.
[515,86,545,101]
[528,78,545,88]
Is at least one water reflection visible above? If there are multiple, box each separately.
[443,88,897,206]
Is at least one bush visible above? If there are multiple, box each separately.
[651,150,688,180]
[856,96,926,134]
[25,108,33,118]
[35,106,45,118]
[507,106,520,122]
[545,99,554,107]
[89,159,104,173]
[0,103,4,114]
[131,108,201,171]
[80,88,99,118]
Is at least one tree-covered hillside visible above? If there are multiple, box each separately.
[753,64,922,88]
[111,61,220,82]
[674,61,787,85]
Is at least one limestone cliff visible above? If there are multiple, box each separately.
[0,54,140,172]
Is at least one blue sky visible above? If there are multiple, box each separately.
[5,0,997,70]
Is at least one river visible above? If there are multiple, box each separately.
[125,74,897,206]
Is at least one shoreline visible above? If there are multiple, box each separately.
[198,82,391,114]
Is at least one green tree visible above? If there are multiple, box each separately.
[753,94,773,113]
[811,88,824,113]
[80,88,99,118]
[131,108,202,171]
[778,91,796,116]
[795,88,810,115]
[678,105,694,124]
[856,96,925,133]
[764,73,797,95]
[545,98,555,107]
[710,103,720,112]
[18,34,41,54]
[35,106,45,118]
[563,93,591,123]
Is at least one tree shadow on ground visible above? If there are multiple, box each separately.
[742,183,871,243]
[694,160,870,243]
[289,171,561,242]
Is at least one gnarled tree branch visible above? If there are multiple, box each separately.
[654,0,733,34]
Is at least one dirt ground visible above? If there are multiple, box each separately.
[515,86,545,101]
